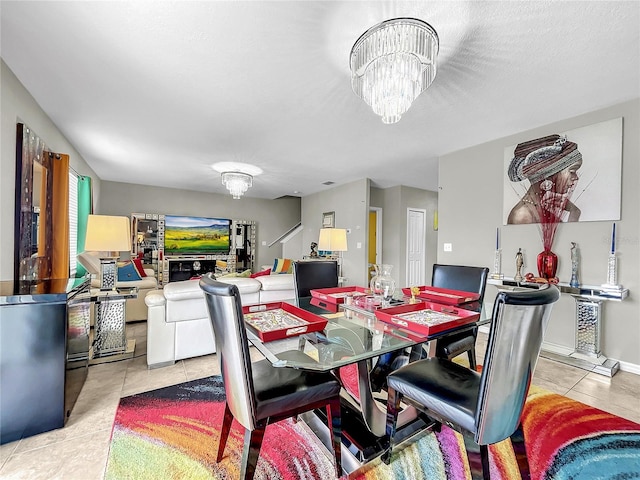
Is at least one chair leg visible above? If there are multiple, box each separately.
[462,432,488,480]
[468,346,477,370]
[326,398,342,478]
[240,422,266,480]
[217,402,234,462]
[382,387,401,465]
[480,444,490,480]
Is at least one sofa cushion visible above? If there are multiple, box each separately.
[257,274,294,291]
[132,258,147,277]
[77,251,102,276]
[117,262,142,281]
[272,258,293,274]
[250,268,271,278]
[216,277,261,294]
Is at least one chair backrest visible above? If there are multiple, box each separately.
[431,264,490,312]
[293,260,338,299]
[199,275,257,431]
[475,285,560,445]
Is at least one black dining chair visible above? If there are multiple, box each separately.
[293,260,339,314]
[432,264,490,369]
[293,260,339,298]
[199,275,342,480]
[382,285,560,479]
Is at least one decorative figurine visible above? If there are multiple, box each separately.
[570,242,580,287]
[309,242,319,258]
[514,248,524,283]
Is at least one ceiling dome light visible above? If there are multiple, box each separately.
[350,18,439,124]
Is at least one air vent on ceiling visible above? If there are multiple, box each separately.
[322,181,335,186]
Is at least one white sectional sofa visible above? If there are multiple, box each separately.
[145,274,295,368]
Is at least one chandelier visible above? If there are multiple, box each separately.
[350,18,439,124]
[211,162,263,199]
[221,172,252,199]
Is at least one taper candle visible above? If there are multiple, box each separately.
[496,227,499,250]
[611,223,616,254]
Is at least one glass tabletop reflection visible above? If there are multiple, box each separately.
[245,297,432,371]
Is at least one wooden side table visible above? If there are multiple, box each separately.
[90,287,138,364]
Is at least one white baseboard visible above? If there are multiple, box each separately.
[617,360,640,375]
[478,326,640,376]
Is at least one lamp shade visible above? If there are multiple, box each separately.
[318,228,348,252]
[84,215,131,254]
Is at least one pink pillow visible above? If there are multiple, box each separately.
[250,268,271,278]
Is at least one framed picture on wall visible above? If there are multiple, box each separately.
[502,117,622,224]
[322,211,335,228]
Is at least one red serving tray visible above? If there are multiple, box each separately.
[375,301,480,337]
[310,296,339,313]
[309,286,371,305]
[401,286,480,305]
[242,302,327,342]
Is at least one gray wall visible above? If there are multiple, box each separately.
[1,60,100,281]
[301,179,370,286]
[371,185,438,287]
[438,99,640,367]
[98,181,301,269]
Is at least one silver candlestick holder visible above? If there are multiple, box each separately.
[602,252,622,292]
[490,249,503,279]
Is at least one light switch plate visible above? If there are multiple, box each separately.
[444,243,452,252]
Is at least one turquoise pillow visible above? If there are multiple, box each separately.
[117,262,142,282]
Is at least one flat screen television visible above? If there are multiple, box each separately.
[164,215,232,255]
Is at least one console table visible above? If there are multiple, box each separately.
[488,278,629,376]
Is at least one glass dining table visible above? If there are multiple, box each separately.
[245,295,485,470]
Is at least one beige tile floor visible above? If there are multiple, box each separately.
[1,325,639,480]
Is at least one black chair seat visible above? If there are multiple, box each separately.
[388,357,480,433]
[252,351,341,420]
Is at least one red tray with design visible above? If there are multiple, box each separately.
[375,301,480,337]
[401,286,480,305]
[242,302,327,342]
[309,286,371,305]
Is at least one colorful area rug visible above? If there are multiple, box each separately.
[104,376,640,480]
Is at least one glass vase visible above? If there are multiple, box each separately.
[370,264,396,307]
[537,249,558,280]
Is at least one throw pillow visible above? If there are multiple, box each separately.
[117,262,142,282]
[131,258,147,277]
[272,258,293,274]
[250,268,271,278]
[238,269,252,278]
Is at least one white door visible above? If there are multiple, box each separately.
[406,208,426,286]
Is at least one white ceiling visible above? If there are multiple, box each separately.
[2,1,639,200]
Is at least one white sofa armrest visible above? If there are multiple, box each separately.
[143,268,155,277]
[145,290,176,368]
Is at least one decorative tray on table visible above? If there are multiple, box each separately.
[242,302,328,342]
[375,301,480,337]
[400,286,480,306]
[309,286,371,312]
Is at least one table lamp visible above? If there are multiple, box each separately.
[84,215,132,290]
[318,228,348,279]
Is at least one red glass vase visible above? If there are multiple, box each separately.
[537,249,558,279]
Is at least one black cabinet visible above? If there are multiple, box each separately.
[168,259,218,282]
[0,278,90,445]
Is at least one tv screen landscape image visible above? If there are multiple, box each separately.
[164,215,231,255]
